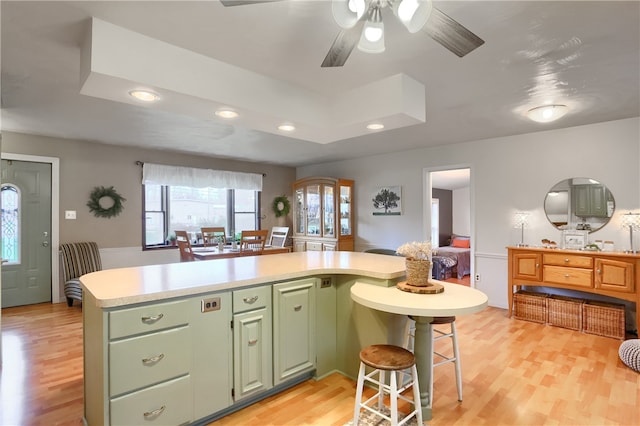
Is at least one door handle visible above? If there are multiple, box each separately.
[42,241,49,247]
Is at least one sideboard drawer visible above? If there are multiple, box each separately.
[109,299,189,339]
[233,285,270,314]
[306,242,323,251]
[110,375,192,425]
[543,253,593,268]
[109,326,190,396]
[544,266,593,288]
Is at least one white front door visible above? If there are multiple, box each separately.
[1,159,52,308]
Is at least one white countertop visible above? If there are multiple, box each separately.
[351,281,488,317]
[80,251,406,308]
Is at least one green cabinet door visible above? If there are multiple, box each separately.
[273,278,317,385]
[233,306,273,400]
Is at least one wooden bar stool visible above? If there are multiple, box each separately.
[403,316,462,405]
[353,344,422,426]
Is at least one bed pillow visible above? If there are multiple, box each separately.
[452,238,471,248]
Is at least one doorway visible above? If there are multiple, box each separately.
[1,153,60,307]
[425,167,473,285]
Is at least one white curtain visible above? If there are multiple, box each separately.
[142,163,262,190]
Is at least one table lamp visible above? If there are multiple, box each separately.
[514,212,530,247]
[621,212,640,254]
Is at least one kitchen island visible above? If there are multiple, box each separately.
[81,251,409,425]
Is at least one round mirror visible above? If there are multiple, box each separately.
[544,178,615,233]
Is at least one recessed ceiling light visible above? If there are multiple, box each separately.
[128,90,160,102]
[367,123,384,130]
[526,104,569,123]
[278,124,296,132]
[215,109,239,119]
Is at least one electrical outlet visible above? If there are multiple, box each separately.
[320,277,332,288]
[201,297,221,312]
[475,273,481,282]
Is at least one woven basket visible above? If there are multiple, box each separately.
[405,259,432,286]
[583,301,625,340]
[548,295,583,331]
[513,291,548,323]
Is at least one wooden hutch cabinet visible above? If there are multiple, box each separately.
[292,177,354,252]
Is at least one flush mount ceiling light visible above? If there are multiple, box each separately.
[128,90,160,102]
[367,123,385,130]
[215,109,239,119]
[278,124,296,132]
[527,104,569,123]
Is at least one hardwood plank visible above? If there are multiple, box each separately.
[1,303,638,425]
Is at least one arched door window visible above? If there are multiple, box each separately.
[1,184,21,264]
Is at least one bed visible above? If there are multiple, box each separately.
[434,235,471,279]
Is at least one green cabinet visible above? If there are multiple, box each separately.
[233,286,273,401]
[273,278,317,385]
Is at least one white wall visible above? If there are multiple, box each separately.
[297,117,640,309]
[452,186,470,236]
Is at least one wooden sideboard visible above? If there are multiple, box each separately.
[507,246,640,333]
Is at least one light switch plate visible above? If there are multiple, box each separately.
[65,210,77,219]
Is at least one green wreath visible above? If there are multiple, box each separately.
[87,186,126,218]
[272,195,290,217]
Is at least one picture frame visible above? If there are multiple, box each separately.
[372,185,402,216]
[562,230,589,250]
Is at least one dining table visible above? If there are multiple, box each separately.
[350,280,488,421]
[191,245,291,260]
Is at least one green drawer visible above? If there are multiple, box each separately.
[110,375,192,425]
[109,299,189,339]
[109,326,190,396]
[233,285,270,314]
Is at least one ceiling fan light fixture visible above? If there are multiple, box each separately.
[527,104,569,123]
[393,0,433,33]
[358,7,385,53]
[332,0,366,29]
[128,90,160,102]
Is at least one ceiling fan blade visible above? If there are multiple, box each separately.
[321,20,366,68]
[422,7,484,57]
[219,0,282,6]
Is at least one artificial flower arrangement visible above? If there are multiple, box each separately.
[396,241,432,260]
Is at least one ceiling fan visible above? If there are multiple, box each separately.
[220,0,484,67]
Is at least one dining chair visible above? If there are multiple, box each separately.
[174,230,196,261]
[268,226,289,247]
[201,227,226,247]
[177,239,196,262]
[240,229,269,253]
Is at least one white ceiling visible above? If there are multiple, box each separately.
[2,1,639,167]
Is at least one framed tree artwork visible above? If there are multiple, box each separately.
[372,186,402,216]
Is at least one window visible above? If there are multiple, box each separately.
[1,184,21,264]
[143,184,260,248]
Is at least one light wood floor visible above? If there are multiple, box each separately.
[1,302,638,425]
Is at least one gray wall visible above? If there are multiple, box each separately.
[297,117,640,308]
[2,132,296,249]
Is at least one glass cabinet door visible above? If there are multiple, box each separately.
[306,184,320,236]
[294,187,305,235]
[339,184,352,236]
[323,185,335,237]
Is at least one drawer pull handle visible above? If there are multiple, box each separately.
[597,269,602,274]
[564,274,570,278]
[294,305,302,311]
[243,296,259,304]
[141,313,164,322]
[248,339,258,345]
[144,406,165,418]
[142,353,165,364]
[564,258,570,262]
[536,263,540,268]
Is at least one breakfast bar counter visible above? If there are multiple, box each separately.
[80,251,410,425]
